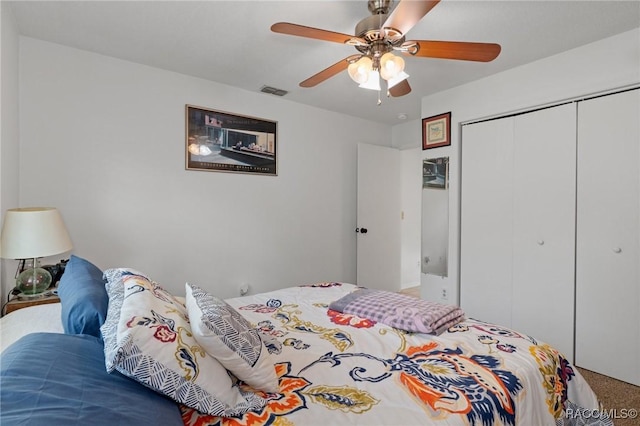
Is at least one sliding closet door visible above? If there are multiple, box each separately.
[576,89,640,385]
[460,118,514,326]
[511,104,576,360]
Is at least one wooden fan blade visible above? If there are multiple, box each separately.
[271,22,354,44]
[383,0,440,36]
[300,57,350,88]
[389,79,411,97]
[412,40,501,62]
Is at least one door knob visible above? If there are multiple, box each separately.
[355,228,368,234]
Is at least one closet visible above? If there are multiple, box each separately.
[575,90,639,386]
[460,103,577,360]
[460,89,639,386]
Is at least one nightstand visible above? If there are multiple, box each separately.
[2,292,60,316]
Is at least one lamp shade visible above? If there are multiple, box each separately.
[348,56,373,84]
[0,207,73,259]
[359,70,381,91]
[379,52,405,81]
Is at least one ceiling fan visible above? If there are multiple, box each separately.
[271,0,501,100]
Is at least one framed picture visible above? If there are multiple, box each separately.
[186,105,277,175]
[422,112,451,150]
[423,156,449,189]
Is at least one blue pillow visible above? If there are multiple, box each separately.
[57,254,108,337]
[0,333,183,425]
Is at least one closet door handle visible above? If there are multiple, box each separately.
[537,240,545,246]
[612,247,622,254]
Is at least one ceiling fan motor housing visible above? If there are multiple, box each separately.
[355,14,405,56]
[367,0,393,15]
[356,0,405,57]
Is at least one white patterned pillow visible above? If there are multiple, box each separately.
[101,269,266,416]
[185,283,279,393]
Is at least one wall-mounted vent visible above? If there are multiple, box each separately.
[260,85,288,97]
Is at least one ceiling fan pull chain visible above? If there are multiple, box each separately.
[377,90,382,106]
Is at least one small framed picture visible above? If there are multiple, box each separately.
[423,157,449,189]
[186,105,277,175]
[422,112,451,150]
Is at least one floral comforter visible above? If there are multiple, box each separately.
[181,283,599,426]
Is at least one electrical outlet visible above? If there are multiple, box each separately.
[441,287,448,300]
[239,283,249,296]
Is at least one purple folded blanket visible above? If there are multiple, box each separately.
[328,288,465,335]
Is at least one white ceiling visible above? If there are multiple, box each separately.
[8,0,640,125]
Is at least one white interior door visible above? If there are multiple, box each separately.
[356,143,401,291]
[576,89,640,385]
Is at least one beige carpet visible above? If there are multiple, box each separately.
[577,367,640,426]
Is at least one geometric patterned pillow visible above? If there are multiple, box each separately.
[185,283,279,393]
[100,269,266,416]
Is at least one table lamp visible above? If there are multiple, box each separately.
[0,207,73,298]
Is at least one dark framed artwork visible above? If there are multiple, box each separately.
[423,156,449,189]
[422,112,451,150]
[186,105,277,175]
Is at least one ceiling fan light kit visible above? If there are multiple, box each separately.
[348,56,373,84]
[359,70,382,91]
[379,52,405,80]
[347,50,407,91]
[271,0,500,104]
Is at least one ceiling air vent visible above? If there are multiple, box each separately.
[260,85,288,97]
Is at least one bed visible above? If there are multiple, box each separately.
[0,256,608,426]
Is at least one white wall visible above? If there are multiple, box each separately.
[392,119,422,289]
[0,2,21,303]
[16,37,391,298]
[399,147,421,289]
[391,119,420,151]
[420,28,640,304]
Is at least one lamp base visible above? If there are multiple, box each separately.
[16,290,52,301]
[15,262,53,299]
